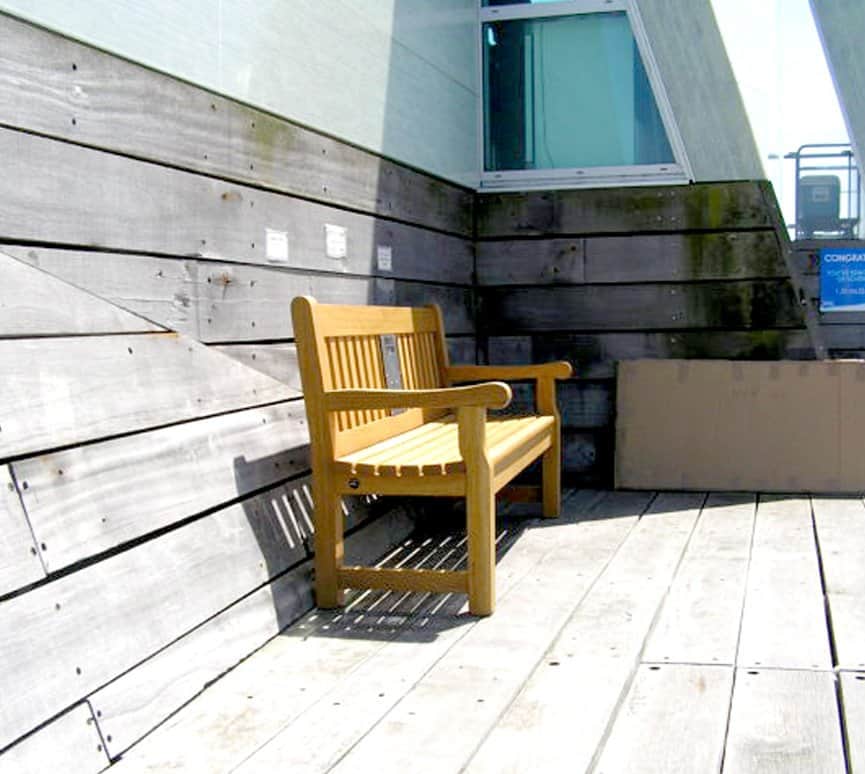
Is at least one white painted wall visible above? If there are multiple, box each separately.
[810,0,865,177]
[636,0,764,181]
[0,0,479,186]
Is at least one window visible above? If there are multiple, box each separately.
[480,0,691,189]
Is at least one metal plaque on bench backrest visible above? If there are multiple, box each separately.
[380,334,404,414]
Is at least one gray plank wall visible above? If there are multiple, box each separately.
[0,13,474,770]
[476,183,814,484]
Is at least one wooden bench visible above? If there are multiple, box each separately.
[291,296,572,615]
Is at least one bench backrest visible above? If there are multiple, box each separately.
[291,296,451,457]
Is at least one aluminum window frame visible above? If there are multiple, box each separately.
[478,0,694,190]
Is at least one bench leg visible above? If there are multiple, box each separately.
[313,480,345,608]
[467,475,495,616]
[460,405,496,616]
[542,435,562,518]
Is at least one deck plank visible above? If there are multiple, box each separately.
[812,497,865,670]
[230,498,645,772]
[593,664,733,774]
[722,669,845,773]
[643,494,755,665]
[737,496,831,670]
[111,491,613,772]
[840,672,865,772]
[465,493,703,774]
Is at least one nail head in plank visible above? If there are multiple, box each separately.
[0,703,108,774]
[0,464,45,597]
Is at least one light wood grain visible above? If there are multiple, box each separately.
[13,400,309,572]
[840,671,865,773]
[0,13,473,235]
[737,496,831,670]
[593,664,733,774]
[467,493,701,774]
[0,332,295,460]
[812,497,865,670]
[0,250,160,336]
[476,182,771,238]
[0,703,108,774]
[90,504,416,758]
[0,465,45,597]
[643,494,755,665]
[0,128,471,282]
[0,481,308,750]
[722,669,845,774]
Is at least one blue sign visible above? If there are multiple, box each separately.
[820,247,865,312]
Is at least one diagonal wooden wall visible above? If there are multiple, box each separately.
[0,12,475,770]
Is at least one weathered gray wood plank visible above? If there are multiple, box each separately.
[737,497,831,670]
[91,502,417,758]
[840,671,865,773]
[5,247,200,337]
[0,703,108,774]
[105,488,567,771]
[0,465,45,597]
[476,182,772,238]
[215,337,477,386]
[13,400,309,572]
[216,491,602,774]
[593,664,733,774]
[486,330,815,380]
[503,381,613,429]
[197,263,475,342]
[0,128,472,283]
[0,333,296,460]
[0,480,309,750]
[643,494,755,665]
[812,497,865,671]
[0,13,473,236]
[476,231,784,286]
[328,493,653,774]
[722,669,845,773]
[0,250,160,336]
[466,493,701,774]
[8,248,475,341]
[481,281,803,333]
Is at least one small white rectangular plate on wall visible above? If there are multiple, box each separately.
[376,245,393,272]
[325,224,348,260]
[265,228,289,263]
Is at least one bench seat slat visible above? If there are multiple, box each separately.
[336,415,554,478]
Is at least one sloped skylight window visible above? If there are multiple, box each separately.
[480,0,690,190]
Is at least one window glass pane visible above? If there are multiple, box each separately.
[483,12,675,171]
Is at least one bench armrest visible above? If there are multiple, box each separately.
[446,362,573,383]
[447,362,572,415]
[323,382,512,412]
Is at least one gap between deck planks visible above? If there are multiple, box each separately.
[103,492,859,774]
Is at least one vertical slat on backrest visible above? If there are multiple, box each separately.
[300,301,451,457]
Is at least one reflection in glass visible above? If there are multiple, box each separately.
[483,12,674,171]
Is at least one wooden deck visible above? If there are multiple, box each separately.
[112,490,865,773]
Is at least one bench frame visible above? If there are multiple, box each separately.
[292,296,571,615]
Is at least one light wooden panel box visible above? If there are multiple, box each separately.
[617,359,865,492]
